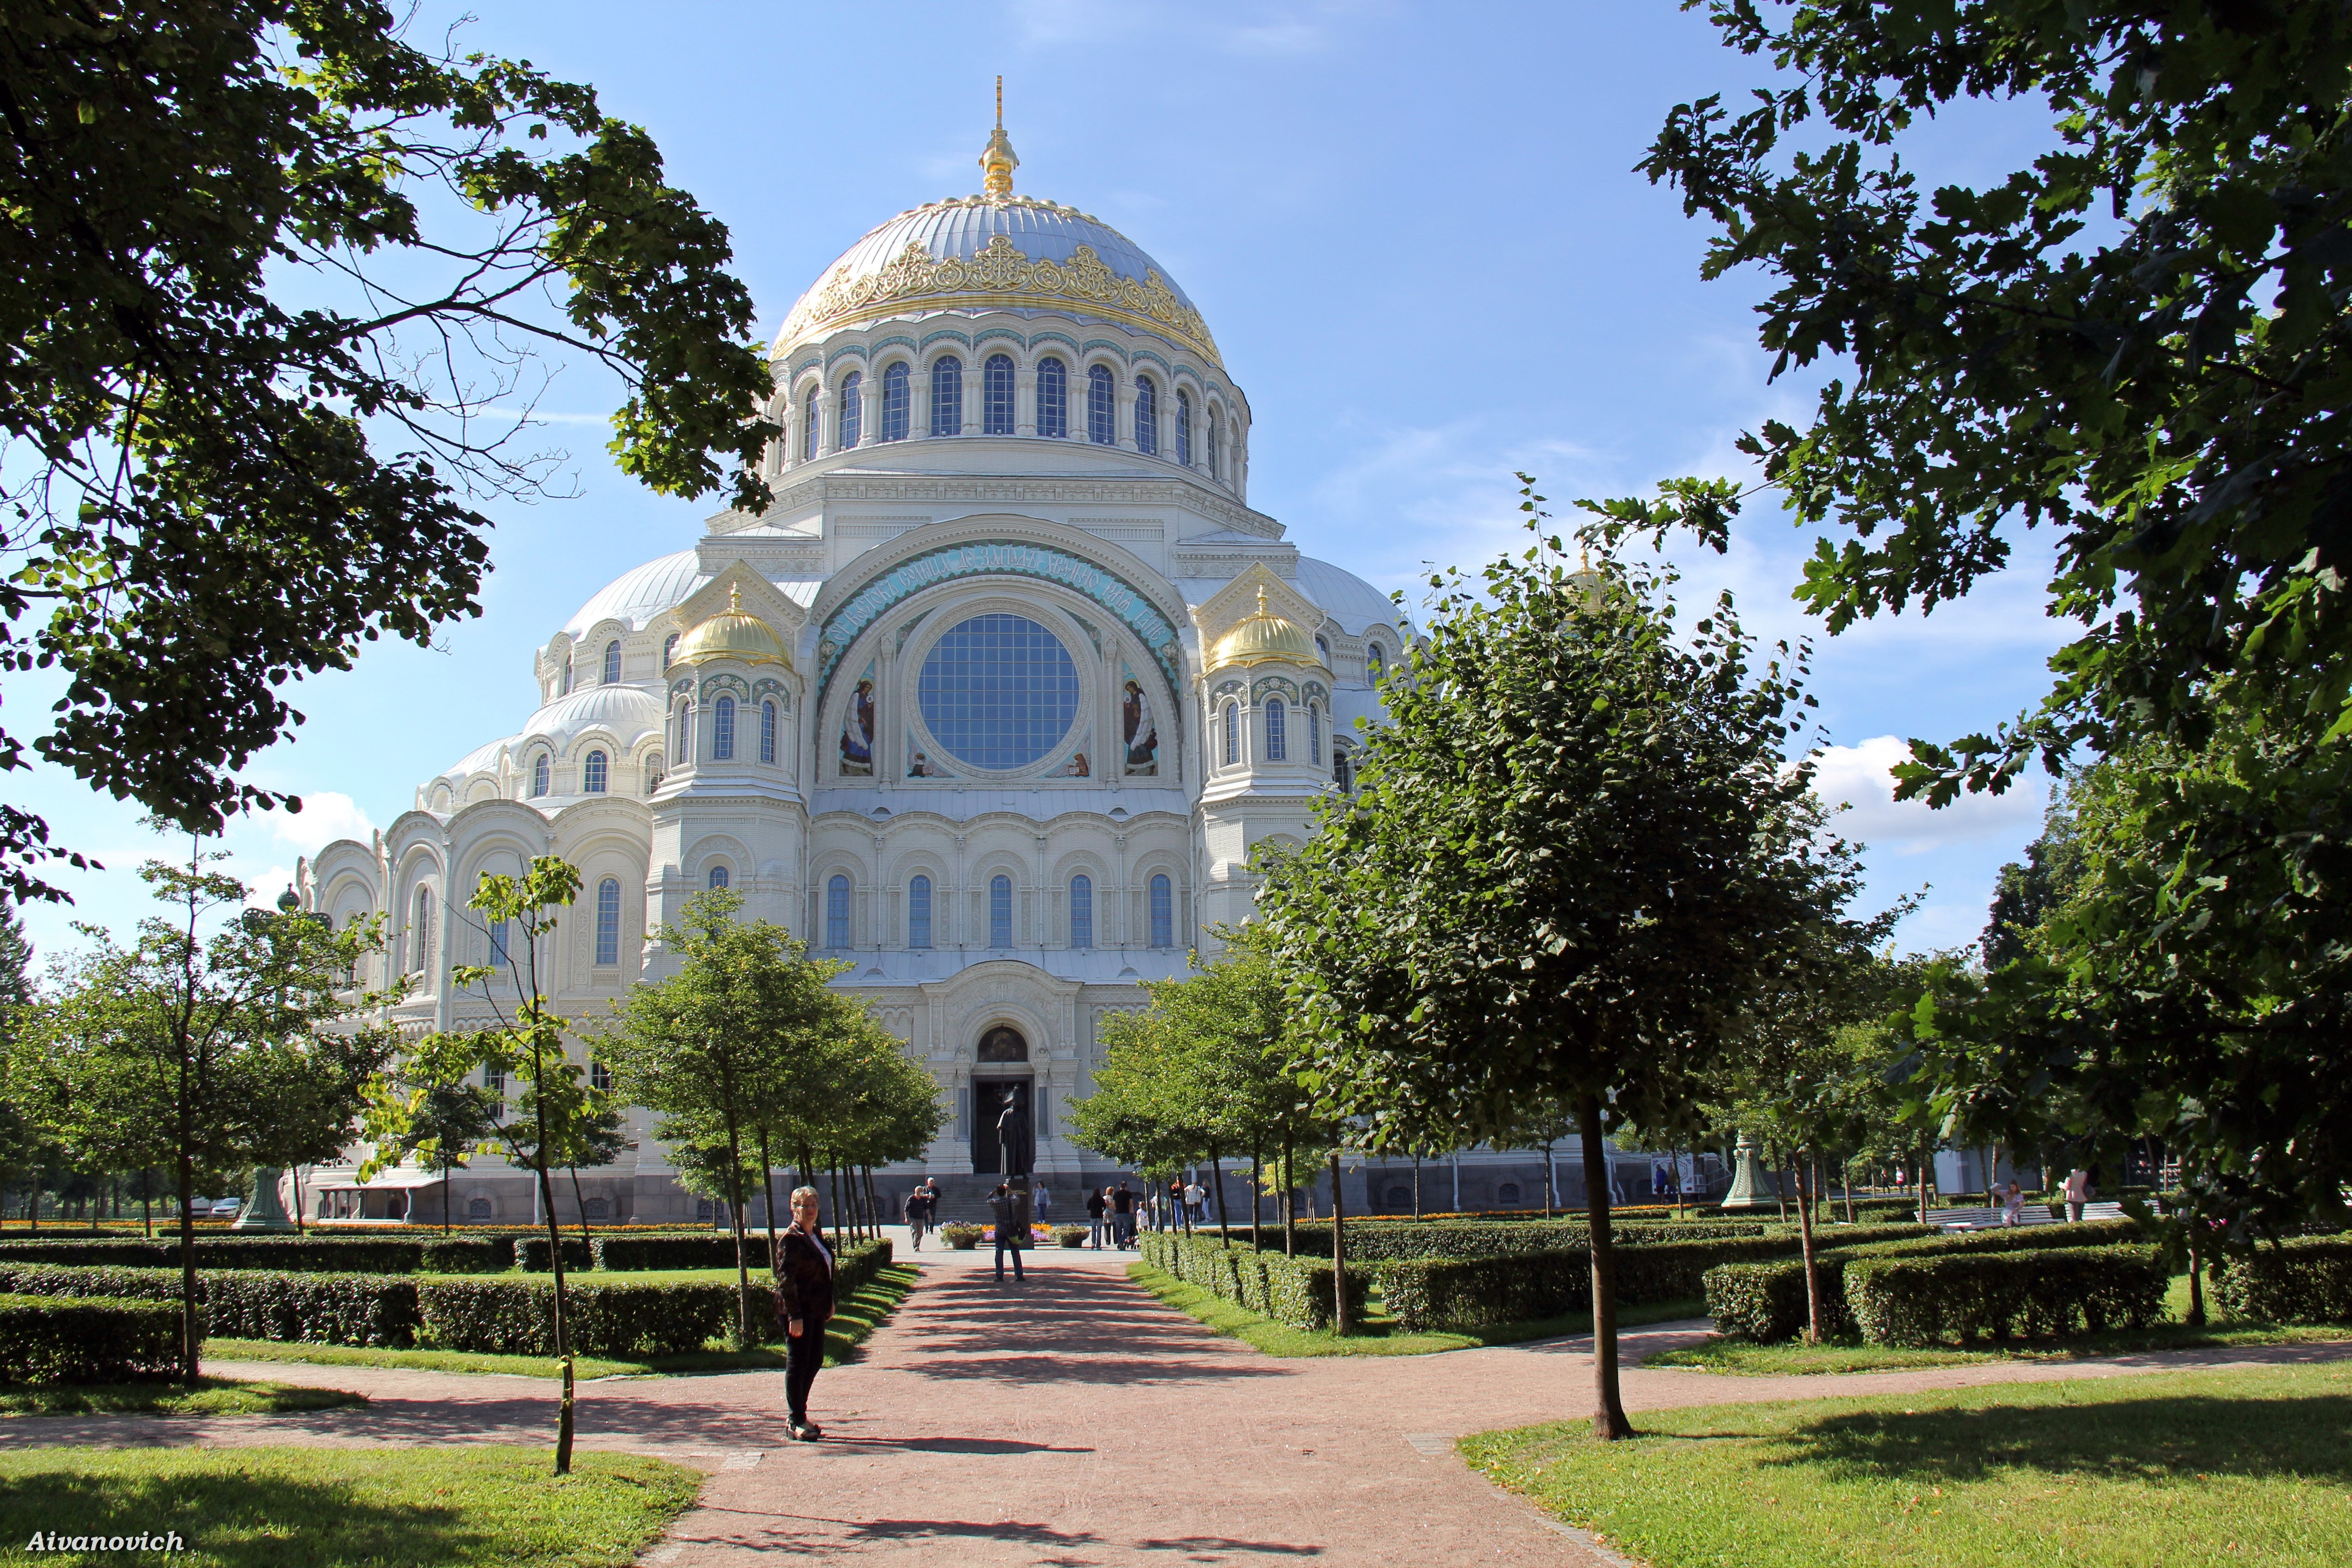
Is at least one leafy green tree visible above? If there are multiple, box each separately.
[31,848,395,1379]
[595,888,851,1348]
[1981,795,2086,970]
[1257,490,1867,1437]
[363,1074,499,1235]
[362,856,599,1472]
[0,0,777,903]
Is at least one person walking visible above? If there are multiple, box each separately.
[902,1185,929,1250]
[1185,1176,1204,1227]
[1169,1177,1188,1234]
[2063,1168,2091,1224]
[1112,1181,1136,1248]
[1086,1186,1108,1249]
[775,1185,834,1443]
[987,1182,1026,1283]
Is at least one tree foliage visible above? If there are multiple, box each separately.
[1256,488,1871,1435]
[0,0,777,903]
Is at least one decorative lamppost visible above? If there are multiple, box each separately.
[1718,1131,1769,1210]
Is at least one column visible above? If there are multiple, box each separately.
[1016,368,1037,437]
[858,375,882,447]
[814,386,836,457]
[1115,378,1139,452]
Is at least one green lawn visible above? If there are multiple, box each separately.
[207,1261,919,1381]
[0,1378,363,1418]
[0,1446,699,1567]
[1129,1260,1702,1357]
[1462,1363,2352,1567]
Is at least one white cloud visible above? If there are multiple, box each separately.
[258,792,375,857]
[1813,735,2049,858]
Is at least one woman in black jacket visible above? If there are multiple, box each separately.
[775,1185,835,1441]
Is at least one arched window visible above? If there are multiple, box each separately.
[1069,873,1093,948]
[929,356,962,436]
[1134,376,1157,454]
[467,1196,494,1220]
[879,361,909,441]
[712,694,735,761]
[1222,701,1239,767]
[673,701,691,760]
[1087,364,1114,444]
[837,370,862,448]
[595,877,621,965]
[559,654,573,696]
[412,887,433,974]
[1176,390,1192,466]
[1309,704,1323,764]
[1036,357,1067,438]
[601,641,621,685]
[707,865,729,890]
[983,353,1015,434]
[1367,643,1386,681]
[1264,699,1287,761]
[1207,407,1220,476]
[802,391,819,459]
[908,874,933,949]
[826,874,851,949]
[1315,634,1330,663]
[488,917,509,965]
[1149,874,1173,949]
[1335,748,1353,792]
[530,754,549,798]
[645,753,664,795]
[582,750,608,793]
[662,633,678,670]
[989,874,1013,948]
[759,700,777,764]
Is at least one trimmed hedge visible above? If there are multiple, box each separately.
[419,1237,514,1274]
[588,1234,747,1272]
[0,1236,431,1273]
[1705,1219,2149,1341]
[512,1235,595,1273]
[1845,1247,2167,1346]
[2213,1237,2352,1324]
[0,1263,419,1348]
[1142,1232,1371,1331]
[1208,1218,1779,1260]
[0,1293,183,1382]
[417,1238,892,1355]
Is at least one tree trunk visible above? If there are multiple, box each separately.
[1919,1139,1931,1225]
[1544,1139,1557,1219]
[176,1149,198,1386]
[443,1167,454,1235]
[1843,1156,1857,1226]
[1412,1154,1421,1219]
[828,1160,843,1245]
[141,1168,152,1240]
[757,1127,783,1276]
[1579,1094,1632,1440]
[1250,1148,1264,1251]
[1281,1135,1297,1258]
[1774,1146,1789,1222]
[1795,1150,1823,1344]
[2187,1233,2207,1326]
[569,1166,593,1242]
[1328,1150,1350,1336]
[536,1157,575,1475]
[723,1112,752,1350]
[1210,1147,1230,1247]
[293,1166,305,1235]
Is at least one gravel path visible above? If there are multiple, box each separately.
[7,1233,2347,1566]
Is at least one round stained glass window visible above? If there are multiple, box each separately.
[917,613,1081,771]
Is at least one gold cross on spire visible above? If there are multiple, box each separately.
[981,77,1019,200]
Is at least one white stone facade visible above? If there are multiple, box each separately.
[297,147,1409,1225]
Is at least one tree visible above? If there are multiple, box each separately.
[1981,794,2086,970]
[1256,487,1866,1437]
[0,0,777,904]
[365,1074,498,1235]
[595,887,850,1349]
[361,856,599,1472]
[31,846,395,1379]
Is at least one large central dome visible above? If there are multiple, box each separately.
[774,182,1219,368]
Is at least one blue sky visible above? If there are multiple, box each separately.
[12,0,2071,961]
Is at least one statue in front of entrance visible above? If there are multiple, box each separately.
[995,1090,1030,1176]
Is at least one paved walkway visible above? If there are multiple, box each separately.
[7,1231,2348,1566]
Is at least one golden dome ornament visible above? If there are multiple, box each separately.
[1211,585,1324,671]
[672,583,791,670]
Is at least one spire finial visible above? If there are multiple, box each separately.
[728,582,743,612]
[1256,584,1269,615]
[980,80,1019,201]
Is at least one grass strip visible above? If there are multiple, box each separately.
[1648,1320,2352,1376]
[0,1445,699,1567]
[1129,1260,1701,1357]
[1463,1363,2352,1568]
[0,1377,364,1418]
[207,1261,920,1382]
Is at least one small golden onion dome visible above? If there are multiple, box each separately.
[672,583,790,670]
[1210,586,1324,670]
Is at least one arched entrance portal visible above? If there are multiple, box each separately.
[971,1026,1033,1176]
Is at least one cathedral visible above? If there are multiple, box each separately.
[295,117,1419,1225]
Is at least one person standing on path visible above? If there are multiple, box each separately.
[775,1185,834,1444]
[987,1182,1027,1282]
[2064,1168,2091,1223]
[1185,1176,1204,1226]
[902,1185,929,1250]
[1086,1186,1108,1248]
[1034,1181,1052,1223]
[1170,1177,1188,1234]
[1112,1181,1136,1248]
